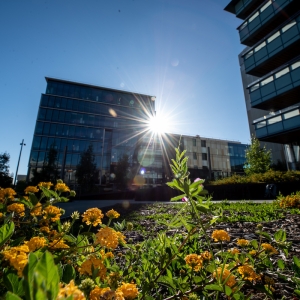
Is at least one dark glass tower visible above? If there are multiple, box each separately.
[28,77,163,186]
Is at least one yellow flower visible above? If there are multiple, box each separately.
[30,203,43,216]
[238,265,260,281]
[116,282,139,300]
[213,267,236,288]
[38,182,53,189]
[7,203,25,217]
[95,227,119,249]
[261,243,278,255]
[200,251,212,261]
[25,237,47,252]
[49,239,69,249]
[0,212,3,219]
[116,231,126,244]
[211,230,230,242]
[24,186,39,194]
[79,256,107,280]
[2,245,29,277]
[57,280,86,300]
[90,287,124,300]
[82,208,104,226]
[55,183,70,193]
[40,226,50,233]
[237,239,250,247]
[0,188,16,202]
[106,209,120,219]
[228,248,240,255]
[184,254,203,272]
[43,205,62,222]
[249,250,257,256]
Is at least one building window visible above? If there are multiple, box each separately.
[193,152,197,160]
[201,140,206,147]
[202,153,207,160]
[193,139,196,146]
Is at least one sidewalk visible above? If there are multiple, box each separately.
[57,199,275,218]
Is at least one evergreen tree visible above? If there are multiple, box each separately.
[244,135,271,175]
[75,144,98,191]
[114,154,131,190]
[31,146,59,184]
[0,152,13,187]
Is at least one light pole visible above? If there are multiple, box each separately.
[14,139,26,186]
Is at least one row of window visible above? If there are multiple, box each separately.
[239,0,278,33]
[191,153,208,160]
[255,108,300,128]
[35,122,106,141]
[249,59,300,92]
[38,108,145,129]
[29,151,111,169]
[191,139,207,147]
[244,16,300,60]
[235,0,252,14]
[46,80,154,109]
[40,94,152,118]
[32,136,111,154]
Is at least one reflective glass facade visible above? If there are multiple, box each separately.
[28,78,163,185]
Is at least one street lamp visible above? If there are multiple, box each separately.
[14,139,26,186]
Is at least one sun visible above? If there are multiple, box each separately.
[148,115,169,134]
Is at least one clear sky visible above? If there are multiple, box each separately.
[0,0,248,177]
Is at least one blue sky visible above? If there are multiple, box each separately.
[0,0,247,176]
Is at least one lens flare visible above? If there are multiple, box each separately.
[147,115,169,134]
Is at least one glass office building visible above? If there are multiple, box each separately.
[28,77,163,186]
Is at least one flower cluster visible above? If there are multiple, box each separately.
[106,209,120,219]
[238,265,261,282]
[261,243,278,255]
[38,182,53,189]
[213,267,236,288]
[237,238,249,247]
[278,191,300,208]
[7,203,25,217]
[24,186,39,194]
[95,227,124,249]
[0,187,16,202]
[211,230,230,242]
[79,256,107,280]
[185,254,203,271]
[82,208,104,226]
[55,183,70,193]
[57,280,86,300]
[42,205,62,222]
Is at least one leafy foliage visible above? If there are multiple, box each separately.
[244,135,271,175]
[0,152,12,187]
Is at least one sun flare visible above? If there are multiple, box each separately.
[147,115,169,134]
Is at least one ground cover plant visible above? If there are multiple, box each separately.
[0,147,300,299]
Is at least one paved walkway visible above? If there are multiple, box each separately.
[57,199,275,218]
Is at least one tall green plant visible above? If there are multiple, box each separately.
[244,135,271,175]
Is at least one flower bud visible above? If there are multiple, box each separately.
[70,190,76,197]
[127,222,133,231]
[57,179,63,184]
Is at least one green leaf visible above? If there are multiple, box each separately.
[293,256,300,269]
[205,284,223,292]
[170,194,186,201]
[3,271,24,296]
[5,292,22,300]
[277,259,285,270]
[225,285,232,296]
[23,253,39,300]
[157,276,176,290]
[35,251,60,299]
[196,204,210,213]
[0,221,15,247]
[28,194,39,206]
[58,197,69,202]
[274,229,286,242]
[294,290,300,296]
[16,199,33,209]
[250,240,258,249]
[259,231,271,241]
[62,265,76,283]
